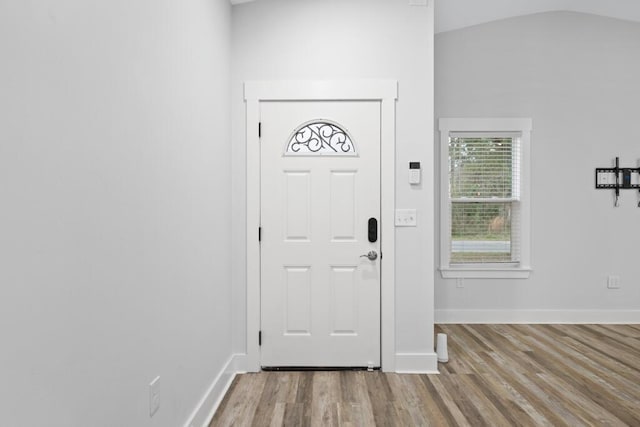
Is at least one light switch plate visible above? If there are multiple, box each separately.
[395,209,417,227]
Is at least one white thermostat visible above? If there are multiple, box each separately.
[409,162,421,185]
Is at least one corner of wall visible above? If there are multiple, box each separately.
[183,354,244,427]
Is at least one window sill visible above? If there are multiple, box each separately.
[440,266,531,279]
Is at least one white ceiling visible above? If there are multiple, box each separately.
[230,0,640,33]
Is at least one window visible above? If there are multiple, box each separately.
[285,120,357,156]
[439,118,532,279]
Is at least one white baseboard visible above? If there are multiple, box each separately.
[184,353,245,427]
[395,352,439,374]
[231,353,248,373]
[435,309,640,324]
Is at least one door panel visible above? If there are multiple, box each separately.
[329,266,358,335]
[260,100,381,367]
[330,171,357,241]
[284,266,311,334]
[284,171,311,241]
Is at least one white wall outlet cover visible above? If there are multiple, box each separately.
[149,376,160,417]
[607,276,620,289]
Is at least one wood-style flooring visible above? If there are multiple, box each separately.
[210,324,640,426]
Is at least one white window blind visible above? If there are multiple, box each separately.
[448,132,521,264]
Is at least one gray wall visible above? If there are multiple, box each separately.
[0,1,233,425]
[435,11,640,321]
[231,0,436,364]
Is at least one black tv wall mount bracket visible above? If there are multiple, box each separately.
[595,157,640,207]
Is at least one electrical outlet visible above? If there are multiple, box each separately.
[456,278,464,288]
[149,376,160,417]
[607,275,620,289]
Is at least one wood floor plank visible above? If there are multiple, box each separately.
[269,403,285,427]
[387,375,430,426]
[273,372,301,403]
[527,325,640,396]
[561,334,640,384]
[550,324,640,371]
[240,373,269,426]
[211,374,266,427]
[251,373,280,426]
[455,372,514,427]
[311,372,340,427]
[579,324,640,355]
[339,371,357,403]
[626,324,640,333]
[423,375,472,427]
[491,324,533,352]
[294,372,313,425]
[553,336,640,401]
[336,402,363,427]
[282,402,307,427]
[520,334,639,425]
[477,350,580,427]
[354,372,377,426]
[391,402,419,426]
[211,325,640,426]
[441,327,486,375]
[594,323,640,339]
[537,372,628,426]
[443,374,490,427]
[364,372,396,427]
[210,376,241,425]
[464,325,544,375]
[473,367,547,427]
[411,374,457,426]
[295,372,313,403]
[527,325,640,413]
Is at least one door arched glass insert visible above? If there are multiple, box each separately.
[285,120,357,156]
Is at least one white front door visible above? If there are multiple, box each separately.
[260,100,381,368]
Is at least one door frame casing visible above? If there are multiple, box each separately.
[245,80,398,372]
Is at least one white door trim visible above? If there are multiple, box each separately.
[245,80,397,372]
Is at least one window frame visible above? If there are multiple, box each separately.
[439,118,532,279]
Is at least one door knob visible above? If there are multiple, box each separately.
[360,250,378,261]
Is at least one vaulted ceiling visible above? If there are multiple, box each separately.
[229,0,640,33]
